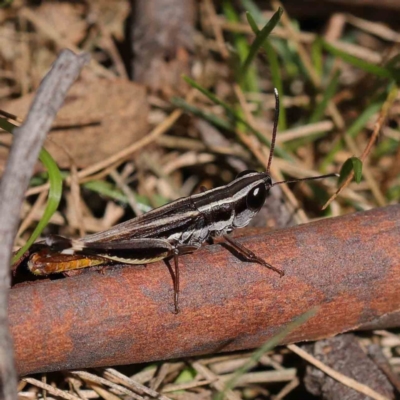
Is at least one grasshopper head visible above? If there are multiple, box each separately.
[230,170,272,229]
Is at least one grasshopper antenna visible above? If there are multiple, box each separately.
[266,88,279,175]
[272,173,339,187]
[266,88,338,186]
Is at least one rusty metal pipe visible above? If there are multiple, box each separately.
[9,205,400,376]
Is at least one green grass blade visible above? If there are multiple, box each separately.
[2,118,63,264]
[245,11,259,33]
[241,8,283,78]
[223,0,258,92]
[347,103,383,138]
[322,40,397,79]
[241,0,298,77]
[309,69,340,124]
[215,307,318,400]
[263,40,287,130]
[312,38,323,78]
[183,75,234,115]
[246,10,287,130]
[171,97,232,130]
[0,116,17,132]
[83,180,129,204]
[83,180,157,211]
[12,148,63,263]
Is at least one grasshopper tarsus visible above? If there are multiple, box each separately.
[172,300,180,314]
[263,261,285,278]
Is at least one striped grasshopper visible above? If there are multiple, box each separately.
[28,89,337,312]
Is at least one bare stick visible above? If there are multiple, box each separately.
[0,49,89,398]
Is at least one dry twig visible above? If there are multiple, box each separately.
[0,49,89,400]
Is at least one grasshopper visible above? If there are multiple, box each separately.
[27,89,337,312]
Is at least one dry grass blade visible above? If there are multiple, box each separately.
[88,383,121,400]
[151,362,179,392]
[220,369,296,385]
[276,120,334,142]
[109,170,143,216]
[274,377,300,400]
[104,368,171,400]
[346,14,400,42]
[192,362,241,400]
[71,371,145,400]
[203,0,229,59]
[22,378,81,400]
[162,379,214,393]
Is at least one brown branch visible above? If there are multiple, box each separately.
[0,50,89,394]
[9,205,400,376]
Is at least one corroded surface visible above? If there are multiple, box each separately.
[9,205,400,375]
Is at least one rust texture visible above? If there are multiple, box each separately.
[9,205,400,376]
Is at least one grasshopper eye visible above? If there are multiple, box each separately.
[246,183,267,211]
[236,170,256,179]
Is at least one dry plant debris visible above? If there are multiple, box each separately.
[0,0,399,399]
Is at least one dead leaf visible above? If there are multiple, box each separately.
[90,0,130,41]
[0,77,149,169]
[34,2,87,45]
